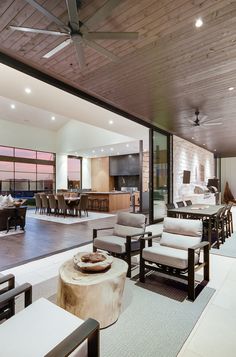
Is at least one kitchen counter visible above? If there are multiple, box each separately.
[86,191,130,213]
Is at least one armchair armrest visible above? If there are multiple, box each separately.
[45,318,100,357]
[93,227,114,239]
[0,283,32,310]
[126,231,153,239]
[188,241,209,252]
[140,233,162,241]
[0,274,15,294]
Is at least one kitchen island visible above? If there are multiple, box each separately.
[87,191,130,213]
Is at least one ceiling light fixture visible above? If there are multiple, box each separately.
[191,137,194,140]
[51,116,55,121]
[195,18,203,28]
[203,143,206,146]
[126,144,129,147]
[92,150,95,153]
[110,148,114,151]
[109,120,114,125]
[25,87,31,94]
[228,87,234,91]
[101,149,104,152]
[10,104,15,109]
[117,152,120,155]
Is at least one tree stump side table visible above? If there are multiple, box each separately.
[57,255,128,328]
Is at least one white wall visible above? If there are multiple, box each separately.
[82,158,91,189]
[173,136,214,200]
[56,119,134,154]
[0,118,56,152]
[221,158,236,196]
[56,154,68,190]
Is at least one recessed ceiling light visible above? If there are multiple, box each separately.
[10,104,15,109]
[109,120,114,125]
[110,148,114,151]
[51,116,55,121]
[228,87,234,91]
[195,18,203,28]
[117,152,120,155]
[214,149,217,151]
[92,150,95,153]
[191,137,194,140]
[203,143,206,146]
[25,87,31,94]
[101,148,104,152]
[126,144,129,147]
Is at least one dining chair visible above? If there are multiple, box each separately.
[40,194,49,215]
[176,201,185,207]
[185,200,192,206]
[48,194,58,216]
[57,195,70,218]
[76,194,89,217]
[34,193,42,214]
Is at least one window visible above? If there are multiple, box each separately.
[0,145,55,197]
[67,157,81,189]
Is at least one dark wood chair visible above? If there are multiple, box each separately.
[40,194,49,215]
[139,217,210,301]
[57,195,70,217]
[77,194,89,217]
[185,200,192,206]
[48,194,58,216]
[176,201,185,207]
[34,193,42,214]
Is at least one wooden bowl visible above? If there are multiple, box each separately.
[73,252,113,272]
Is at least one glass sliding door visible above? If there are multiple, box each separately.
[150,129,172,222]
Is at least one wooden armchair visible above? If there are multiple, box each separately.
[139,217,210,301]
[0,275,100,357]
[93,212,152,277]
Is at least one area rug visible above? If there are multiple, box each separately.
[0,228,24,237]
[26,210,115,224]
[45,273,214,357]
[211,233,236,259]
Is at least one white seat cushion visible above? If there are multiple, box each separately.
[94,235,140,254]
[143,244,199,270]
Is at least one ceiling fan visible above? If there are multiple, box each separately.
[181,109,222,128]
[9,0,139,69]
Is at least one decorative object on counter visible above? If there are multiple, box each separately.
[73,252,113,272]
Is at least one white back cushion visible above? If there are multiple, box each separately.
[160,217,202,250]
[113,212,146,238]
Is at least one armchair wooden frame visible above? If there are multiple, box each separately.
[139,234,210,301]
[0,274,32,320]
[0,274,100,357]
[93,227,152,278]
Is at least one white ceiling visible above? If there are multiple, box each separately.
[0,63,149,155]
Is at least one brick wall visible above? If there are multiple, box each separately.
[173,136,214,200]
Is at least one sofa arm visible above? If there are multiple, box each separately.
[126,231,153,239]
[189,241,209,251]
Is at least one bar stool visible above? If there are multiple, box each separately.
[99,198,109,211]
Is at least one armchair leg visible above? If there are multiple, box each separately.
[139,239,146,283]
[188,249,195,301]
[126,238,131,278]
[204,245,210,282]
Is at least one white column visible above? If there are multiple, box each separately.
[56,154,68,190]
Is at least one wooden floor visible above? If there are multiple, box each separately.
[0,214,117,271]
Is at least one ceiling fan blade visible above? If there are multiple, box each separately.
[73,36,85,69]
[66,0,80,31]
[187,119,194,124]
[83,32,139,41]
[203,122,222,126]
[24,0,69,31]
[83,0,121,29]
[43,39,71,58]
[199,115,208,122]
[9,26,69,36]
[83,39,118,61]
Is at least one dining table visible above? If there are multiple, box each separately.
[167,204,224,247]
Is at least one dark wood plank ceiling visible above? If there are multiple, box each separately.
[0,0,236,156]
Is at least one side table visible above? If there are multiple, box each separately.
[57,255,128,328]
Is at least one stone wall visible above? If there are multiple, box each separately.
[173,136,214,201]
